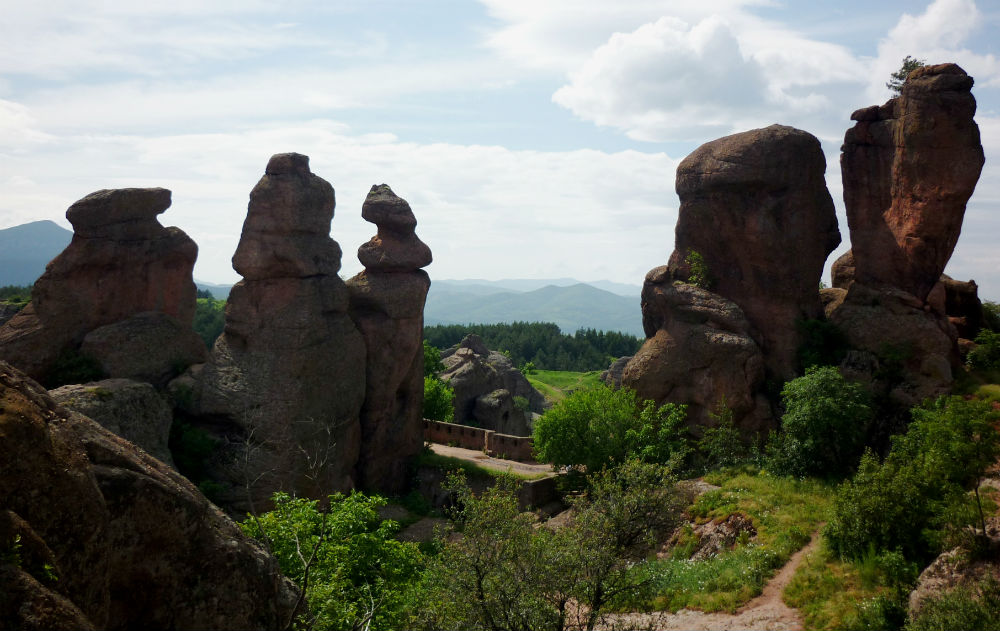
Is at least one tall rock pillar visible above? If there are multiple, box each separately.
[347,185,432,493]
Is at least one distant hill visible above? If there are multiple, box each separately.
[195,281,233,299]
[0,220,73,286]
[425,281,643,336]
[437,278,641,297]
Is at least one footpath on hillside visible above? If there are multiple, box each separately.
[429,442,556,477]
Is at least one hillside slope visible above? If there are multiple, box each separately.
[0,220,73,286]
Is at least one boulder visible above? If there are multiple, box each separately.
[0,360,297,630]
[841,63,984,301]
[622,270,771,432]
[668,124,840,379]
[600,356,632,388]
[186,154,366,511]
[79,312,206,387]
[941,275,983,340]
[50,378,175,466]
[347,185,432,493]
[440,335,547,435]
[829,282,958,408]
[0,303,20,328]
[0,188,199,382]
[908,543,1000,617]
[831,250,856,290]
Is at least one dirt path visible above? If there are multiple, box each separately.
[605,533,821,631]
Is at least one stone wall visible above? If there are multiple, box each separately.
[422,419,536,462]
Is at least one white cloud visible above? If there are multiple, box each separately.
[0,119,680,286]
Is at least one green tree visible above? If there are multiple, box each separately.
[684,249,713,289]
[193,295,226,348]
[825,396,1000,562]
[418,461,684,631]
[532,384,689,474]
[241,492,425,631]
[423,376,455,422]
[887,55,925,95]
[767,366,872,478]
[423,340,445,377]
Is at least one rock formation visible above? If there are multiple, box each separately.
[600,356,631,388]
[828,63,984,404]
[182,153,366,510]
[0,188,204,383]
[841,63,984,301]
[440,334,547,435]
[668,124,840,380]
[50,379,175,466]
[0,360,297,630]
[622,272,771,431]
[624,124,838,430]
[346,185,432,493]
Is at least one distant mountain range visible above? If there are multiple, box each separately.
[425,280,644,337]
[0,221,73,286]
[0,221,643,335]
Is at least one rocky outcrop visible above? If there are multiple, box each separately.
[50,379,175,466]
[827,64,984,402]
[941,275,983,340]
[347,185,432,493]
[600,356,632,388]
[185,153,366,510]
[0,360,297,630]
[622,272,771,432]
[908,543,1000,616]
[841,63,984,301]
[440,335,547,435]
[0,188,202,383]
[668,124,840,380]
[0,303,20,328]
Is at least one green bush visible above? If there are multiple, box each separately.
[696,404,751,470]
[825,396,1000,563]
[906,576,1000,631]
[193,296,226,348]
[684,249,714,289]
[796,318,848,370]
[42,347,107,388]
[423,340,445,377]
[967,329,1000,371]
[532,384,689,473]
[767,366,871,478]
[242,492,425,631]
[423,376,454,422]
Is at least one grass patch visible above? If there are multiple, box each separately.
[415,449,548,481]
[527,369,603,403]
[638,469,834,613]
[784,540,900,630]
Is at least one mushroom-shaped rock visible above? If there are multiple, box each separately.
[356,185,432,272]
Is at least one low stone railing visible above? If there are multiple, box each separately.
[423,419,536,462]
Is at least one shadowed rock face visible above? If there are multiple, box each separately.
[622,269,771,432]
[0,360,297,630]
[347,185,431,493]
[191,153,366,509]
[0,188,201,381]
[668,124,840,379]
[842,63,984,301]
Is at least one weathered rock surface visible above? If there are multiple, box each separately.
[841,63,984,302]
[908,542,1000,616]
[600,356,632,388]
[668,124,840,380]
[941,275,983,340]
[50,378,175,466]
[80,312,206,387]
[622,271,771,432]
[0,360,297,630]
[0,188,200,382]
[186,153,366,510]
[347,185,431,493]
[440,334,547,435]
[0,303,20,328]
[830,282,957,407]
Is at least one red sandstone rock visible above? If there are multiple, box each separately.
[0,188,199,381]
[669,124,840,379]
[841,63,984,301]
[0,360,297,630]
[347,185,432,493]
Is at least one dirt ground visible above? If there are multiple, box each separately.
[429,442,555,477]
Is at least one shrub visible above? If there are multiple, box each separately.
[796,318,848,369]
[242,492,425,631]
[767,366,871,478]
[696,404,751,470]
[967,329,1000,371]
[906,576,1000,631]
[423,340,445,377]
[825,396,1000,563]
[423,376,454,422]
[42,347,106,388]
[684,249,713,289]
[532,384,689,474]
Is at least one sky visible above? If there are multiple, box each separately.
[1,0,998,298]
